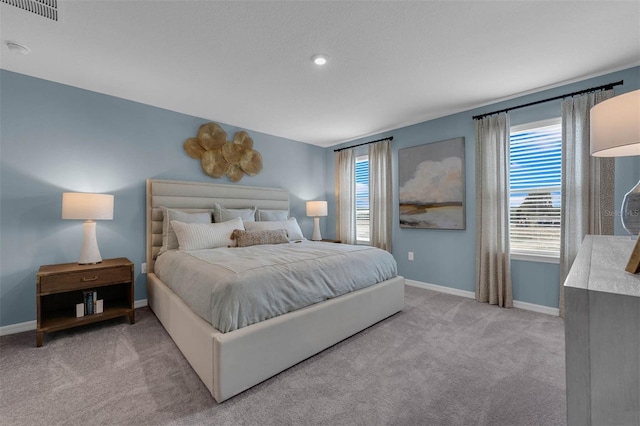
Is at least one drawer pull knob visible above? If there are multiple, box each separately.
[81,276,99,282]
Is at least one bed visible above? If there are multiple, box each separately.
[146,178,405,402]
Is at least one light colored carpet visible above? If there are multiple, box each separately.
[0,285,566,425]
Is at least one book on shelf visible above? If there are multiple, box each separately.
[83,290,94,315]
[80,290,104,316]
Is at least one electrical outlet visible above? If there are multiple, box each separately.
[141,263,147,274]
[408,252,414,261]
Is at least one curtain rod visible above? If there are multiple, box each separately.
[472,80,624,120]
[333,136,393,152]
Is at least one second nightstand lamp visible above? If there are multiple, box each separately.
[306,200,328,241]
[62,192,114,264]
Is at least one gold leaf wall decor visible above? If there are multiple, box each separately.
[184,138,205,159]
[222,142,245,164]
[239,149,263,176]
[226,164,244,182]
[234,131,254,149]
[201,149,230,178]
[197,123,227,150]
[183,122,263,181]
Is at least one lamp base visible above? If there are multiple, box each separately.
[311,216,322,241]
[78,220,103,264]
[625,230,640,273]
[622,179,640,236]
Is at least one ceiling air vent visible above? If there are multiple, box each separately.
[1,0,58,21]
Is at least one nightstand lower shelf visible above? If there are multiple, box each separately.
[40,305,134,333]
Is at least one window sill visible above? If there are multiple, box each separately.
[511,253,559,264]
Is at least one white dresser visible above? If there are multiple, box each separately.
[564,235,640,425]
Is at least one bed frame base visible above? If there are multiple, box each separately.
[148,272,404,402]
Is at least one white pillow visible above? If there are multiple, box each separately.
[213,203,256,223]
[171,217,244,251]
[160,208,212,253]
[257,209,288,221]
[244,217,305,241]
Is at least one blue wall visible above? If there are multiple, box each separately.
[1,67,639,328]
[326,66,640,308]
[0,70,326,327]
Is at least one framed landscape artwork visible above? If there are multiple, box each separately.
[398,137,465,230]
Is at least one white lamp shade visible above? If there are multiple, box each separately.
[306,200,328,217]
[62,193,114,264]
[62,193,114,220]
[590,89,640,157]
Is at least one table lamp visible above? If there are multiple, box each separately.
[306,200,328,241]
[590,89,640,235]
[590,89,640,273]
[62,192,114,264]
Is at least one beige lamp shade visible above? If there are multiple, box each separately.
[306,200,328,241]
[62,193,114,220]
[590,89,640,157]
[306,201,328,217]
[62,193,114,264]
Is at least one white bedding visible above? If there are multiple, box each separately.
[154,241,397,332]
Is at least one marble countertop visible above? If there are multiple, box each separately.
[564,235,640,298]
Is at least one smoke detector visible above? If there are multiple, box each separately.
[5,41,31,55]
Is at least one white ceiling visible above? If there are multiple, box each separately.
[1,1,639,147]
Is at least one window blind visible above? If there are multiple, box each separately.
[355,156,370,243]
[509,120,562,257]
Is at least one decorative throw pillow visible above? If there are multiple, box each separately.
[256,209,288,221]
[160,208,212,253]
[244,217,305,241]
[171,217,244,250]
[213,203,256,223]
[231,229,289,247]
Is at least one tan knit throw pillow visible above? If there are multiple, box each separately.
[231,229,289,247]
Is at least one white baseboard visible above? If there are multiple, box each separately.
[406,279,475,299]
[0,320,37,336]
[0,299,149,337]
[135,299,148,309]
[512,300,559,317]
[405,279,560,317]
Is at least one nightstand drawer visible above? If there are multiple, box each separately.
[39,266,131,294]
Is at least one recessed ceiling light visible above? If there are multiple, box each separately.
[5,41,30,55]
[312,55,327,66]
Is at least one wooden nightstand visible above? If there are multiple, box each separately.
[321,239,342,243]
[36,257,134,347]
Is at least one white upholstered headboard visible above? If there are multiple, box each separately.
[146,179,289,273]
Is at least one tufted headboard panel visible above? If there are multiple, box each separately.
[146,179,289,273]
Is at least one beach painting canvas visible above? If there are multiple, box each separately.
[398,137,465,229]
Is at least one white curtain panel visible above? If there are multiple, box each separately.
[559,89,615,316]
[335,149,356,244]
[369,140,392,251]
[475,113,513,308]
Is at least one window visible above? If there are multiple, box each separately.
[509,118,562,259]
[355,155,370,244]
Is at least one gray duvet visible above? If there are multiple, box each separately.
[154,241,397,332]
